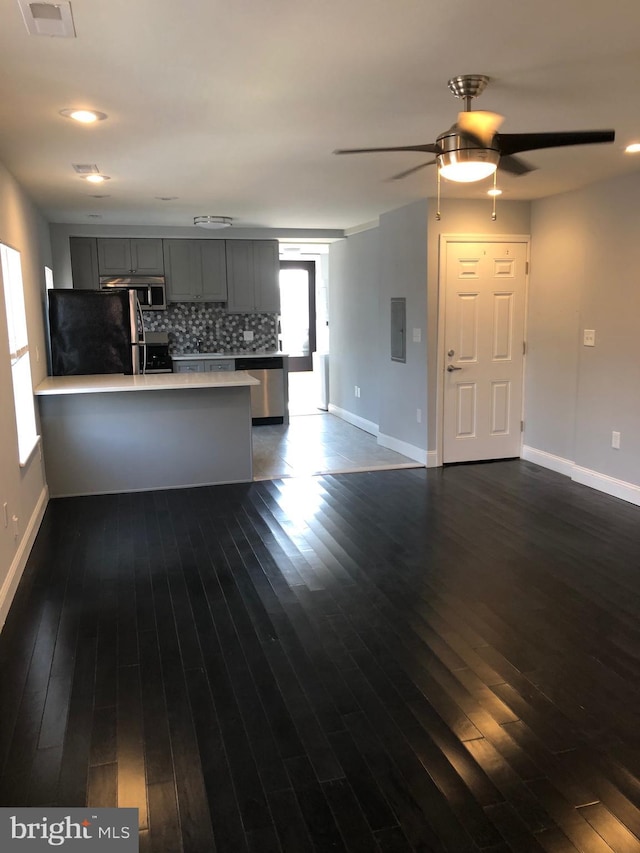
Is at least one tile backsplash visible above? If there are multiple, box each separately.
[144,303,279,354]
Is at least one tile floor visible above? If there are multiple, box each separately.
[252,371,422,480]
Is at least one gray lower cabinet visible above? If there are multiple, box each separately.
[97,238,164,275]
[70,237,99,289]
[173,360,205,373]
[173,359,235,373]
[226,240,280,313]
[206,360,235,372]
[163,239,227,302]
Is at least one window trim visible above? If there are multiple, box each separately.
[1,242,40,467]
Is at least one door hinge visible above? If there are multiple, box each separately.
[526,260,529,275]
[523,341,527,356]
[521,420,524,432]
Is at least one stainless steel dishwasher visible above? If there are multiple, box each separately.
[234,356,286,424]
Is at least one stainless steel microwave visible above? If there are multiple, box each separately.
[99,275,166,310]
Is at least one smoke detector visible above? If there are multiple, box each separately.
[17,1,76,37]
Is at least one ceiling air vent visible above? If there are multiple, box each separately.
[17,1,76,37]
[72,164,99,175]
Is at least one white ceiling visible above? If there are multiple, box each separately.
[1,0,639,232]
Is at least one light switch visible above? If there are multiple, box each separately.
[243,330,254,342]
[412,328,421,343]
[583,329,596,347]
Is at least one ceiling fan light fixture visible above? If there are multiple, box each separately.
[194,215,232,229]
[437,149,499,183]
[436,128,500,183]
[625,143,640,154]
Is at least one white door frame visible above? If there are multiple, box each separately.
[435,233,531,467]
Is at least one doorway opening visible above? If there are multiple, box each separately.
[279,259,321,416]
[279,260,316,372]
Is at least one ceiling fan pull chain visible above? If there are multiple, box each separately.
[491,171,497,221]
[436,168,441,220]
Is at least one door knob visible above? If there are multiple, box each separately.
[447,364,462,372]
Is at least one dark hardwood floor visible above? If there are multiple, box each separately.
[2,460,640,852]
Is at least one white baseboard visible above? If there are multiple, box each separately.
[571,465,640,507]
[328,405,427,466]
[378,432,427,465]
[0,486,48,632]
[426,451,439,468]
[522,444,640,508]
[521,445,574,477]
[328,404,378,437]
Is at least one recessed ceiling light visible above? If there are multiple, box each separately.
[60,109,107,123]
[82,174,110,184]
[625,143,640,153]
[487,188,502,196]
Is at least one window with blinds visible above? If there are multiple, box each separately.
[1,243,39,465]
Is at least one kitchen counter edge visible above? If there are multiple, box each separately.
[35,372,260,396]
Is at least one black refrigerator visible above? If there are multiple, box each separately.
[48,288,144,375]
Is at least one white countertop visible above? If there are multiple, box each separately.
[171,351,285,361]
[35,371,260,396]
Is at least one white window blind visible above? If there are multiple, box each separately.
[1,243,39,465]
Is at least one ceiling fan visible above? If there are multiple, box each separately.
[334,74,615,183]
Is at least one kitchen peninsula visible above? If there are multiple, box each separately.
[35,371,259,497]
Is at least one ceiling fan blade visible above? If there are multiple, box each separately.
[498,130,615,156]
[334,143,440,155]
[388,160,437,181]
[498,154,536,176]
[457,110,504,145]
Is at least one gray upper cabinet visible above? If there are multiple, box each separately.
[254,240,280,313]
[201,241,227,301]
[226,240,279,313]
[69,237,99,289]
[97,238,164,275]
[163,239,227,302]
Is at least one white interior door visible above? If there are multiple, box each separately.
[443,240,527,463]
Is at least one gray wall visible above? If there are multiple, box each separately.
[527,170,640,486]
[377,201,429,451]
[0,159,51,626]
[525,194,584,462]
[328,228,381,427]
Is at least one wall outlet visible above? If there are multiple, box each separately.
[354,385,361,398]
[583,329,596,347]
[243,330,254,342]
[416,408,422,423]
[612,430,621,449]
[412,328,421,343]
